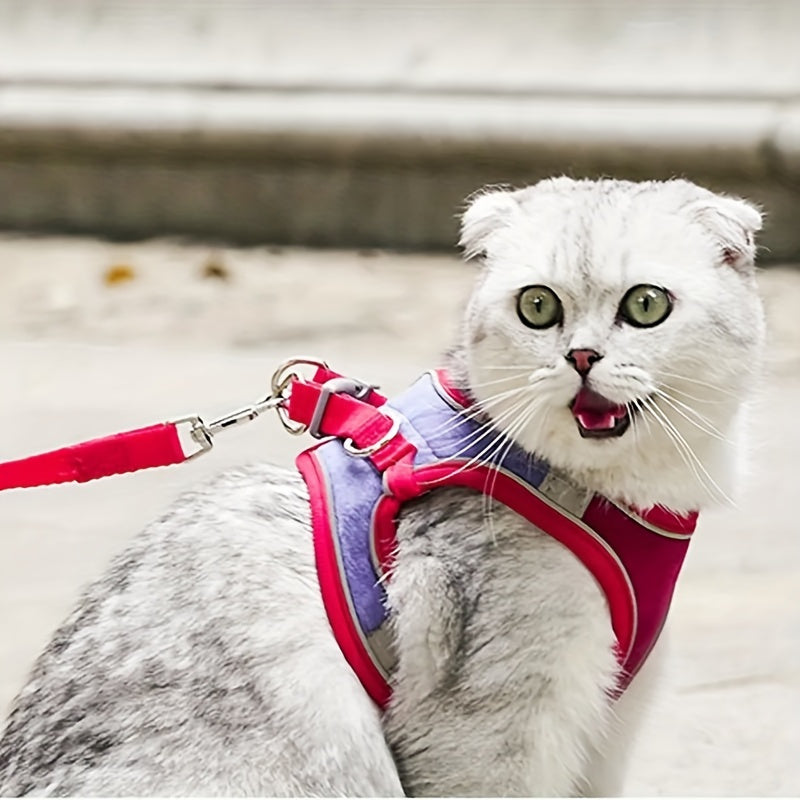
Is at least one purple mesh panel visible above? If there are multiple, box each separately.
[314,372,553,635]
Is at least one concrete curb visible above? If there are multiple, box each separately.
[2,84,799,258]
[2,0,800,257]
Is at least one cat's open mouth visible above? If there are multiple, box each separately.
[570,387,631,439]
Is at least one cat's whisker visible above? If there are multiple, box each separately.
[443,401,531,462]
[656,386,730,420]
[480,426,514,544]
[427,385,529,438]
[632,399,653,439]
[481,401,542,542]
[480,365,538,371]
[641,398,715,501]
[498,398,547,481]
[664,425,727,505]
[444,432,520,493]
[642,399,702,471]
[629,403,640,447]
[653,390,730,443]
[520,399,552,461]
[657,392,730,439]
[451,393,543,497]
[431,386,527,441]
[481,404,532,504]
[656,370,738,398]
[643,397,735,506]
[467,374,528,390]
[659,384,728,406]
[428,396,534,483]
[526,373,558,390]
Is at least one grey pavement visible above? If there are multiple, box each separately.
[0,237,797,795]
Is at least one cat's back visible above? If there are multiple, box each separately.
[0,463,396,796]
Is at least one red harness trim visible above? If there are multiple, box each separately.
[298,446,394,707]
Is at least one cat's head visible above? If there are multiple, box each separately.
[458,177,765,512]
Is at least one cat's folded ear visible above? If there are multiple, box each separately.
[690,194,763,273]
[459,188,519,262]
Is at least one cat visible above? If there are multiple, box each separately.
[0,177,765,797]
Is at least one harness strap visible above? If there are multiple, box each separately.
[287,370,417,471]
[289,380,390,444]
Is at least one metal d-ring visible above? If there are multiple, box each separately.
[270,356,329,435]
[342,406,403,458]
[270,356,329,396]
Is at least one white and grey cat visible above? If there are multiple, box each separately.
[0,178,765,796]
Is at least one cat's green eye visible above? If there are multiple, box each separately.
[619,285,672,328]
[516,285,563,329]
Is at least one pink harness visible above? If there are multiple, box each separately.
[287,366,698,708]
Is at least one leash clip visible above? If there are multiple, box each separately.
[170,415,215,460]
[206,396,284,437]
[174,395,287,460]
[174,356,331,457]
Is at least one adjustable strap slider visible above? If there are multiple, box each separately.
[308,377,376,439]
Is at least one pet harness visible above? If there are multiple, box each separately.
[286,365,698,708]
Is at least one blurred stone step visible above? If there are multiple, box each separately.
[1,0,799,258]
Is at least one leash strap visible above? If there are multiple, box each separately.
[0,356,335,492]
[0,423,188,490]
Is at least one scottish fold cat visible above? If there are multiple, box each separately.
[0,178,765,796]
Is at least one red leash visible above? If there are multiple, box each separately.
[0,423,188,490]
[0,357,328,492]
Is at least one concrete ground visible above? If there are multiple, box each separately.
[0,236,797,795]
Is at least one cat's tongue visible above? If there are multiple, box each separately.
[571,387,628,432]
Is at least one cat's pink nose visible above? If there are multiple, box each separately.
[566,348,603,377]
